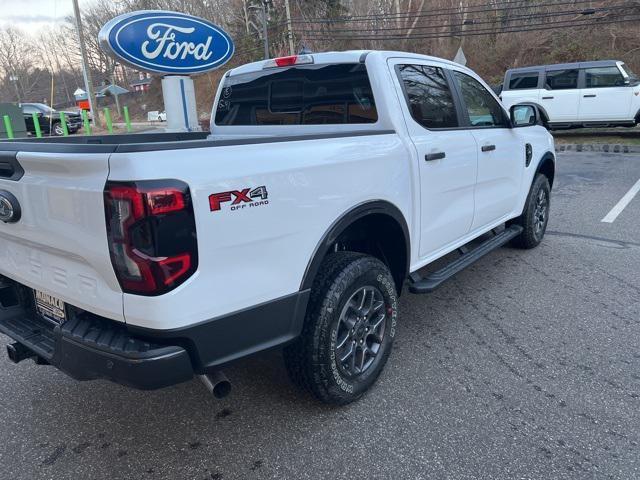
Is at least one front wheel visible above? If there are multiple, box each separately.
[283,252,398,405]
[51,122,64,136]
[510,174,551,249]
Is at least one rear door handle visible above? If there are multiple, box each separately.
[542,96,554,100]
[583,94,597,98]
[481,144,496,153]
[425,152,446,161]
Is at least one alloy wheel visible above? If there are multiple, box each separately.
[335,286,388,377]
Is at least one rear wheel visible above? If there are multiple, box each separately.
[283,252,398,405]
[510,174,551,249]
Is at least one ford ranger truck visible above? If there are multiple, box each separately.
[0,51,555,405]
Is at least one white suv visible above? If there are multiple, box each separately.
[501,60,640,129]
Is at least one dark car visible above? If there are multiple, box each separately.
[21,103,84,136]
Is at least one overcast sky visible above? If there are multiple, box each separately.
[0,0,91,35]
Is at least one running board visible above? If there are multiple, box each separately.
[408,225,523,294]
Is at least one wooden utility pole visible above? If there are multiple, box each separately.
[72,0,98,125]
[284,0,295,55]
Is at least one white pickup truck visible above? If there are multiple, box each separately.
[0,51,555,405]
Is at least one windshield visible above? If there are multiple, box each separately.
[621,64,639,82]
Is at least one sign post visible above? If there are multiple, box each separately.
[98,11,235,132]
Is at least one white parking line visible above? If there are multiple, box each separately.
[601,178,640,223]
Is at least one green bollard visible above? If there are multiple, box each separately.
[59,112,69,136]
[32,113,42,138]
[123,106,132,133]
[81,109,91,135]
[3,115,14,139]
[104,108,113,134]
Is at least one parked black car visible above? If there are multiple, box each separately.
[21,103,84,136]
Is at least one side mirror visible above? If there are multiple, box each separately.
[510,104,537,127]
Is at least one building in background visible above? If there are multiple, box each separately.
[130,72,152,93]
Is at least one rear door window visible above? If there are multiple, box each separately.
[397,64,459,129]
[583,66,626,88]
[215,63,378,126]
[545,69,579,90]
[508,72,539,90]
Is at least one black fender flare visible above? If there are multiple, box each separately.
[534,151,556,188]
[300,200,410,291]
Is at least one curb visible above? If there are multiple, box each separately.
[556,144,640,154]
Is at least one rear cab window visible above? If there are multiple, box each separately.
[215,63,378,126]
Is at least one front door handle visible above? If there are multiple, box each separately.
[583,94,597,98]
[425,152,446,161]
[481,144,496,153]
[542,96,554,100]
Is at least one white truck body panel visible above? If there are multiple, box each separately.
[108,132,411,329]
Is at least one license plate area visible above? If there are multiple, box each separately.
[33,290,67,325]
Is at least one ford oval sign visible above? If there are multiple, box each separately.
[98,11,234,74]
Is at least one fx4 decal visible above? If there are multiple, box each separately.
[209,186,269,212]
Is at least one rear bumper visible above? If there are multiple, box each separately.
[0,279,193,390]
[0,276,310,391]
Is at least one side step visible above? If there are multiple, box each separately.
[408,225,523,294]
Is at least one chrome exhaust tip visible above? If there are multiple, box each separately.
[199,371,232,399]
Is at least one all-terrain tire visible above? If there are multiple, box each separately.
[509,173,551,249]
[283,252,399,405]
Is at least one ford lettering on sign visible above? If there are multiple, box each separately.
[98,10,234,74]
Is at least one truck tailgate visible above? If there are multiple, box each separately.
[0,150,123,322]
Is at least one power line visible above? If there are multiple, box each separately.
[297,14,640,41]
[298,3,632,35]
[290,0,605,24]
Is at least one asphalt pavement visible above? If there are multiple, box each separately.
[1,152,639,480]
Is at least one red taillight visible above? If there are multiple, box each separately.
[104,180,198,296]
[158,254,192,286]
[146,188,186,215]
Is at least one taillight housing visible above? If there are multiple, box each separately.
[104,180,198,296]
